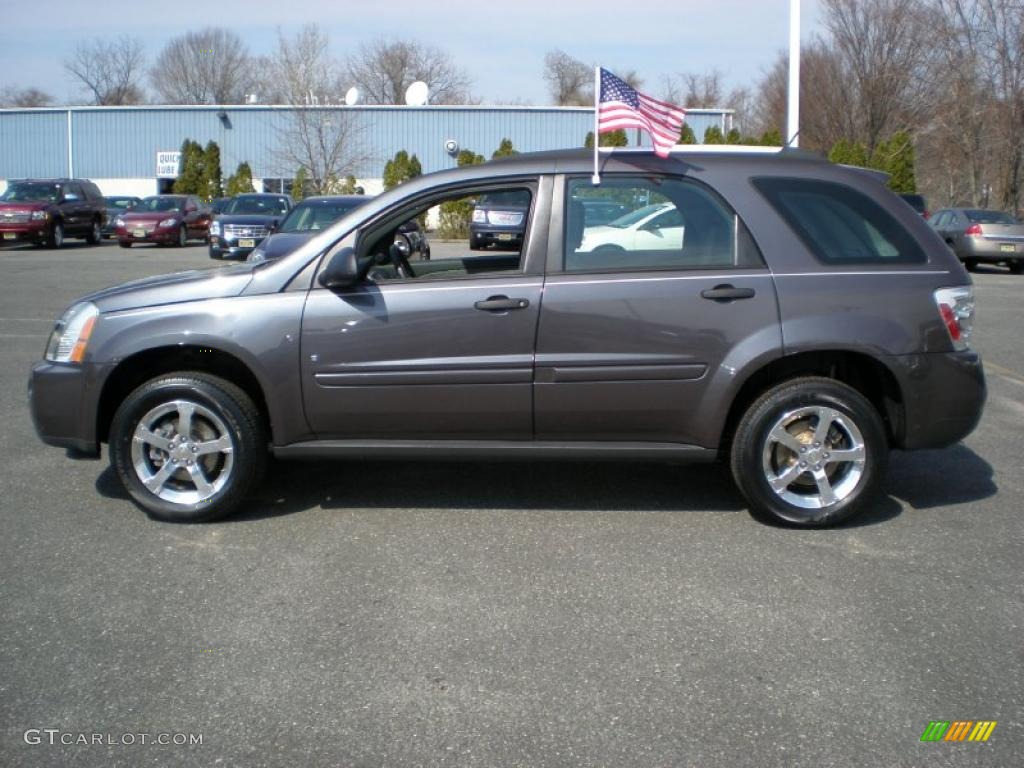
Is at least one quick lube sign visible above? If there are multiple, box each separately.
[156,152,181,178]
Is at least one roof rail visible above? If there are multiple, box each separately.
[600,144,785,155]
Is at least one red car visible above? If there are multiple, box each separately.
[115,195,211,248]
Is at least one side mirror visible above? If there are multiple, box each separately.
[317,246,359,289]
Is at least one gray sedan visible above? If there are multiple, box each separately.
[930,207,1024,273]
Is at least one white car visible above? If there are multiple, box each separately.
[578,202,685,253]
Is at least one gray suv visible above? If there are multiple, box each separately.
[28,148,985,527]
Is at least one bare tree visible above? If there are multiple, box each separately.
[346,39,472,105]
[752,41,857,150]
[823,0,931,153]
[544,49,592,106]
[150,28,252,105]
[64,35,146,105]
[272,24,366,194]
[0,86,53,107]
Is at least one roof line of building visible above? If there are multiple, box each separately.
[0,104,734,115]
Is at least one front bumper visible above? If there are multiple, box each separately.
[209,237,261,259]
[116,226,180,245]
[0,223,48,244]
[893,351,986,450]
[29,361,109,457]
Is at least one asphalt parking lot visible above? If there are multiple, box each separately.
[1,240,1021,767]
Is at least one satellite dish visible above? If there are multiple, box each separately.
[344,87,360,106]
[405,81,429,106]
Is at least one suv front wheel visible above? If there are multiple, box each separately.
[730,377,887,527]
[109,372,267,522]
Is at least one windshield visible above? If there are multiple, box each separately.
[224,196,290,215]
[1,182,61,203]
[603,203,669,229]
[106,197,138,209]
[134,196,184,213]
[966,209,1019,225]
[280,200,362,233]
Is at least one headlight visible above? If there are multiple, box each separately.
[31,210,49,220]
[158,218,178,228]
[44,302,99,364]
[114,217,125,227]
[209,221,221,235]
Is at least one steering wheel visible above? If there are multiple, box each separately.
[389,233,416,278]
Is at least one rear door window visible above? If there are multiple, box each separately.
[563,176,763,272]
[754,177,926,264]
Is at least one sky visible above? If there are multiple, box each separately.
[2,0,827,106]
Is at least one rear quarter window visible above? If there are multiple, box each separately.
[754,177,926,265]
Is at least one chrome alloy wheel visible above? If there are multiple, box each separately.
[761,405,867,510]
[129,399,235,505]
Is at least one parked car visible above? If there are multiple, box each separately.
[899,193,929,219]
[469,189,530,249]
[29,147,985,528]
[209,193,292,260]
[0,178,106,248]
[930,207,1024,273]
[247,196,370,263]
[102,195,141,238]
[114,195,211,248]
[576,202,685,258]
[580,199,630,226]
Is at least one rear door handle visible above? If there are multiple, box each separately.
[701,284,756,302]
[474,296,530,311]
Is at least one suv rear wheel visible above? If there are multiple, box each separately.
[730,377,887,527]
[109,372,267,522]
[47,221,64,249]
[86,218,102,245]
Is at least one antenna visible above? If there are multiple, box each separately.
[404,81,429,106]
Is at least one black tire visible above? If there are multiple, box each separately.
[47,221,64,249]
[1008,262,1023,275]
[109,372,267,523]
[85,218,102,244]
[730,377,887,527]
[209,247,221,260]
[176,225,187,248]
[963,258,977,272]
[118,240,132,248]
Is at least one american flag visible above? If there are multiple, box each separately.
[597,68,687,158]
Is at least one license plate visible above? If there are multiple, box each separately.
[1000,243,1015,253]
[238,238,255,248]
[132,229,146,238]
[497,233,513,241]
[2,232,15,240]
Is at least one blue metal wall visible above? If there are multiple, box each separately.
[0,106,731,181]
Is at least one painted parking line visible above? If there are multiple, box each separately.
[984,361,1024,385]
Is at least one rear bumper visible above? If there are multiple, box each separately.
[28,361,109,457]
[960,239,1024,260]
[892,351,986,450]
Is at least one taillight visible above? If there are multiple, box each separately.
[933,287,975,351]
[922,210,930,220]
[964,223,983,237]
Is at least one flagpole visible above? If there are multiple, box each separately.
[592,66,601,185]
[787,0,800,147]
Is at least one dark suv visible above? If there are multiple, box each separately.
[28,148,985,527]
[0,178,107,248]
[208,193,292,260]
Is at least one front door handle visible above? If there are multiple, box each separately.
[474,296,530,311]
[701,284,756,302]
